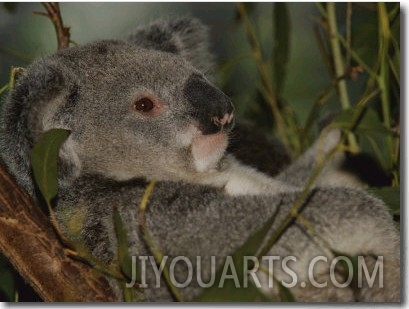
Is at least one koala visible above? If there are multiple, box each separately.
[0,17,400,302]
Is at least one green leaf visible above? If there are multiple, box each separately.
[354,109,394,169]
[367,187,400,215]
[329,108,393,137]
[113,208,139,283]
[329,108,394,169]
[0,266,16,301]
[114,207,142,302]
[331,250,360,296]
[273,2,290,97]
[328,109,356,131]
[354,109,393,137]
[195,209,293,302]
[275,278,295,302]
[30,128,70,204]
[196,278,271,302]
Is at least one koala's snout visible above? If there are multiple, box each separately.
[184,74,234,135]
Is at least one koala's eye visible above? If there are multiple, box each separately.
[130,95,164,117]
[133,98,154,113]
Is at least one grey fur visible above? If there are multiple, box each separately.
[128,17,215,78]
[0,17,400,302]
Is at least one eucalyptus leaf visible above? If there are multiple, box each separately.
[275,278,295,302]
[0,267,16,302]
[360,135,390,171]
[367,187,400,215]
[30,129,70,204]
[328,108,393,137]
[113,208,139,282]
[331,250,360,293]
[327,108,356,131]
[114,207,141,301]
[350,10,379,68]
[354,109,393,137]
[121,282,134,302]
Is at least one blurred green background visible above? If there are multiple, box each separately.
[0,3,399,145]
[0,3,352,125]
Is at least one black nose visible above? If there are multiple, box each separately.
[184,74,235,135]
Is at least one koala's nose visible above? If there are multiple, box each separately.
[184,74,235,135]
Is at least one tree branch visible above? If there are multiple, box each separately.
[0,164,117,301]
[33,3,71,50]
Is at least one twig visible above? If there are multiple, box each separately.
[236,3,288,147]
[257,89,379,259]
[138,181,184,302]
[256,143,340,259]
[33,3,71,50]
[377,2,396,179]
[377,2,392,129]
[303,82,335,135]
[392,119,400,187]
[337,34,375,77]
[9,67,25,91]
[312,19,333,76]
[326,3,350,110]
[326,3,358,151]
[0,84,8,96]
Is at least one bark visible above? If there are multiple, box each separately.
[33,3,71,50]
[0,164,117,302]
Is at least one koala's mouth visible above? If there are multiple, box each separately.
[191,131,228,172]
[178,110,234,173]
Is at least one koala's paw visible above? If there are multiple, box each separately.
[316,129,342,157]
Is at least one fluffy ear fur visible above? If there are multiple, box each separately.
[0,59,78,195]
[127,17,215,77]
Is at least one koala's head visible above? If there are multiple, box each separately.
[0,17,235,191]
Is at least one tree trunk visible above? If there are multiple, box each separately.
[0,164,117,302]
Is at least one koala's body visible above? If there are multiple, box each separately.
[0,18,400,302]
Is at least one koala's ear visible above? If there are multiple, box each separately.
[15,59,77,135]
[0,58,78,194]
[128,17,215,77]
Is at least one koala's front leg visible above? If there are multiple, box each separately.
[217,155,296,196]
[216,129,360,196]
[277,129,363,188]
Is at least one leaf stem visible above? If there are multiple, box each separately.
[9,67,25,91]
[303,82,335,135]
[138,181,183,302]
[377,2,396,174]
[326,3,358,151]
[327,3,349,110]
[34,3,71,50]
[0,84,8,96]
[258,89,379,258]
[377,2,392,129]
[256,142,339,259]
